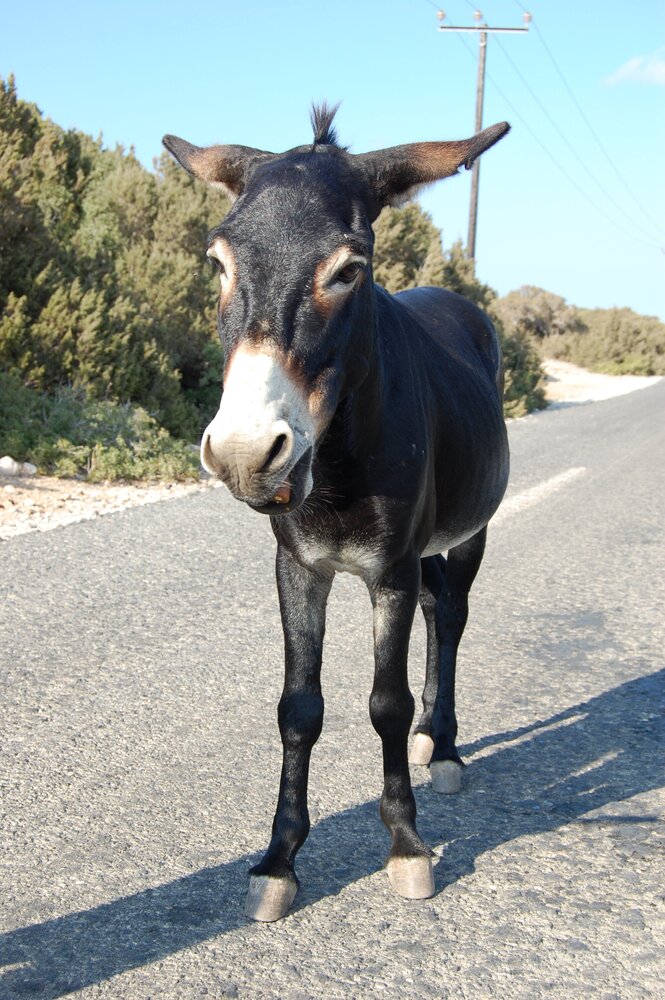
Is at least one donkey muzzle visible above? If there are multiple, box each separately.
[201,418,312,513]
[201,344,316,512]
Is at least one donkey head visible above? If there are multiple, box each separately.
[163,106,508,514]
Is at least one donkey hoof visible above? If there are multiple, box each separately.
[409,733,434,766]
[430,759,463,794]
[245,875,297,922]
[387,856,435,899]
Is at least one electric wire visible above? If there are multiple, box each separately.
[492,33,664,249]
[451,30,663,251]
[427,0,663,250]
[511,0,665,240]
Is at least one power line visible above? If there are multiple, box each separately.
[427,2,663,252]
[451,30,664,253]
[511,0,665,240]
[492,33,664,249]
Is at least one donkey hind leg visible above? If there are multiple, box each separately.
[410,554,446,767]
[369,553,435,901]
[418,529,487,794]
[246,545,333,922]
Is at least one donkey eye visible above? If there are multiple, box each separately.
[207,253,227,276]
[335,262,362,285]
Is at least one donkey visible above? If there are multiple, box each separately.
[163,106,510,921]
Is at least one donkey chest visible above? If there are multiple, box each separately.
[295,534,385,579]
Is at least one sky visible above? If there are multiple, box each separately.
[2,0,664,319]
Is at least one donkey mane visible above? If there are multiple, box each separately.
[310,101,341,147]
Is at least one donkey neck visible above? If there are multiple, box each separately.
[334,279,386,462]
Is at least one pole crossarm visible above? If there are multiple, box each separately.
[438,26,529,34]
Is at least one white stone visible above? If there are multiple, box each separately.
[21,462,37,476]
[0,456,22,476]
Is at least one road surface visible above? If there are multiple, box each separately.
[1,383,664,999]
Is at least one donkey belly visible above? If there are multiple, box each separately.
[422,416,510,556]
[422,527,479,557]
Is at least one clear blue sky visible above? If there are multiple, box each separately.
[3,0,664,319]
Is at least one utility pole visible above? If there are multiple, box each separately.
[468,24,488,261]
[437,9,531,260]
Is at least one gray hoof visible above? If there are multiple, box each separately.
[245,874,297,922]
[430,759,463,794]
[387,856,435,899]
[409,733,434,766]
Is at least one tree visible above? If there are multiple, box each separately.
[372,203,442,293]
[547,306,665,376]
[0,76,232,437]
[0,76,92,311]
[494,285,586,340]
[499,326,546,417]
[434,239,495,311]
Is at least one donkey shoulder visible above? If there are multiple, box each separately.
[392,285,502,387]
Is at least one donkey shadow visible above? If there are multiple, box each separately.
[1,669,662,999]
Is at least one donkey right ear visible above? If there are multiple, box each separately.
[162,135,275,200]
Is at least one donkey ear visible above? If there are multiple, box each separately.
[162,135,275,200]
[355,121,510,216]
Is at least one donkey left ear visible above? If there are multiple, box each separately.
[355,121,510,216]
[162,135,275,200]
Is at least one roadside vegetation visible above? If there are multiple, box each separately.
[0,74,232,435]
[1,76,662,479]
[549,306,665,376]
[493,286,665,378]
[0,373,199,481]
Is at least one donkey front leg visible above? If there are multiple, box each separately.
[369,553,435,901]
[246,545,333,922]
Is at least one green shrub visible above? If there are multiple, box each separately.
[545,307,665,376]
[0,76,229,439]
[497,326,547,418]
[0,373,200,481]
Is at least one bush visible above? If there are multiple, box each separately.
[0,77,230,439]
[498,326,547,418]
[0,373,200,481]
[545,307,665,376]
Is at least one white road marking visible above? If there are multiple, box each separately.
[492,467,587,526]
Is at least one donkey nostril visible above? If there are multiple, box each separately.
[260,433,288,472]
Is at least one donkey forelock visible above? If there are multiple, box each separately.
[309,101,343,148]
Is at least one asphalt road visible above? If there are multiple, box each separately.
[1,382,664,999]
